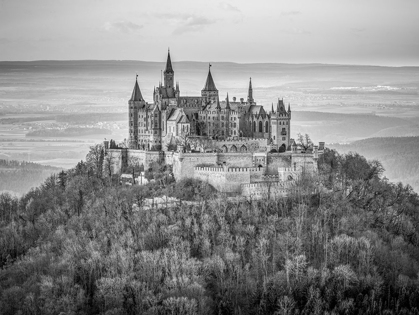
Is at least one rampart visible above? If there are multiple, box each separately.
[241,181,295,199]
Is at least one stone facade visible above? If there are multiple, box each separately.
[111,49,324,198]
[128,50,291,151]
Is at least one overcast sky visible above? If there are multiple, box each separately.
[0,0,418,66]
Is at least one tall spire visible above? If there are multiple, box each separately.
[216,97,221,110]
[226,93,231,110]
[271,102,274,113]
[129,75,143,102]
[288,103,291,112]
[202,64,217,91]
[164,48,174,74]
[247,77,254,103]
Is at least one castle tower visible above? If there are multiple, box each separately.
[164,49,174,89]
[201,64,218,102]
[247,77,254,104]
[270,98,291,151]
[128,75,146,149]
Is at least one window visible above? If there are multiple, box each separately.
[253,121,256,132]
[265,121,269,133]
[221,116,224,120]
[221,122,224,127]
[259,121,263,132]
[282,137,286,141]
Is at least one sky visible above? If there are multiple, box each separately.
[0,0,419,66]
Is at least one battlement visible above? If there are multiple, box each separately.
[194,166,263,173]
[279,167,295,172]
[241,181,292,189]
[213,137,267,143]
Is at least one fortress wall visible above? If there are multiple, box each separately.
[291,153,318,173]
[218,153,253,167]
[172,152,218,181]
[241,181,293,199]
[214,138,269,152]
[266,153,292,175]
[194,167,252,193]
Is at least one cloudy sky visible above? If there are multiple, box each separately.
[0,0,418,65]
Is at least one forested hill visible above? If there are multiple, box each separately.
[329,136,419,191]
[0,159,61,195]
[1,147,419,314]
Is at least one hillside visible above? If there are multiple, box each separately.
[1,148,419,314]
[329,137,419,191]
[0,159,62,195]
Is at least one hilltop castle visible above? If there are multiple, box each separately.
[107,50,324,198]
[129,50,291,152]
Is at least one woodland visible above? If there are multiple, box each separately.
[1,145,419,314]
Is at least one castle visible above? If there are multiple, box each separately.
[107,50,324,198]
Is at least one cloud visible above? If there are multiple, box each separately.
[219,2,241,12]
[102,20,143,34]
[153,13,216,35]
[280,11,301,16]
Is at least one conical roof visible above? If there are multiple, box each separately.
[202,65,217,91]
[130,77,143,102]
[164,49,174,74]
[226,93,230,110]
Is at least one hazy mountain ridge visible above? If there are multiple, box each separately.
[329,136,419,191]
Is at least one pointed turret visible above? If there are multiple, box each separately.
[130,75,143,102]
[216,97,221,110]
[164,48,174,74]
[271,103,274,113]
[247,77,254,103]
[163,49,174,88]
[202,64,217,91]
[288,103,291,112]
[226,93,231,110]
[201,64,219,102]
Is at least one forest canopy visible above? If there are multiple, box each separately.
[0,147,419,314]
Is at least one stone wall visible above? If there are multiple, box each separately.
[266,153,292,175]
[241,181,294,199]
[217,153,253,167]
[172,152,218,181]
[213,138,269,153]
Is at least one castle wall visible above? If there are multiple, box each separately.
[217,153,253,167]
[290,153,318,173]
[266,153,292,175]
[172,152,218,181]
[241,181,293,199]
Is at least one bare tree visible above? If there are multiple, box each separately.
[297,133,313,152]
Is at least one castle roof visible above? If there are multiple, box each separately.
[177,115,190,124]
[164,49,174,74]
[202,65,217,91]
[277,99,287,114]
[158,86,176,99]
[130,77,144,102]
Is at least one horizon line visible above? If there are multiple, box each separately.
[0,59,418,68]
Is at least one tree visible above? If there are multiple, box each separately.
[297,133,313,152]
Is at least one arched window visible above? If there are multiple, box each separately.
[258,121,263,132]
[240,145,247,152]
[265,121,269,133]
[253,121,256,132]
[230,145,237,152]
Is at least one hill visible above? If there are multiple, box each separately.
[0,159,62,195]
[1,148,419,314]
[329,137,419,191]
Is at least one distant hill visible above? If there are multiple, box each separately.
[329,136,419,191]
[0,159,61,195]
[292,111,419,143]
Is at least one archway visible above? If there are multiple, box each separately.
[240,145,247,152]
[230,145,237,152]
[221,145,228,153]
[279,144,286,153]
